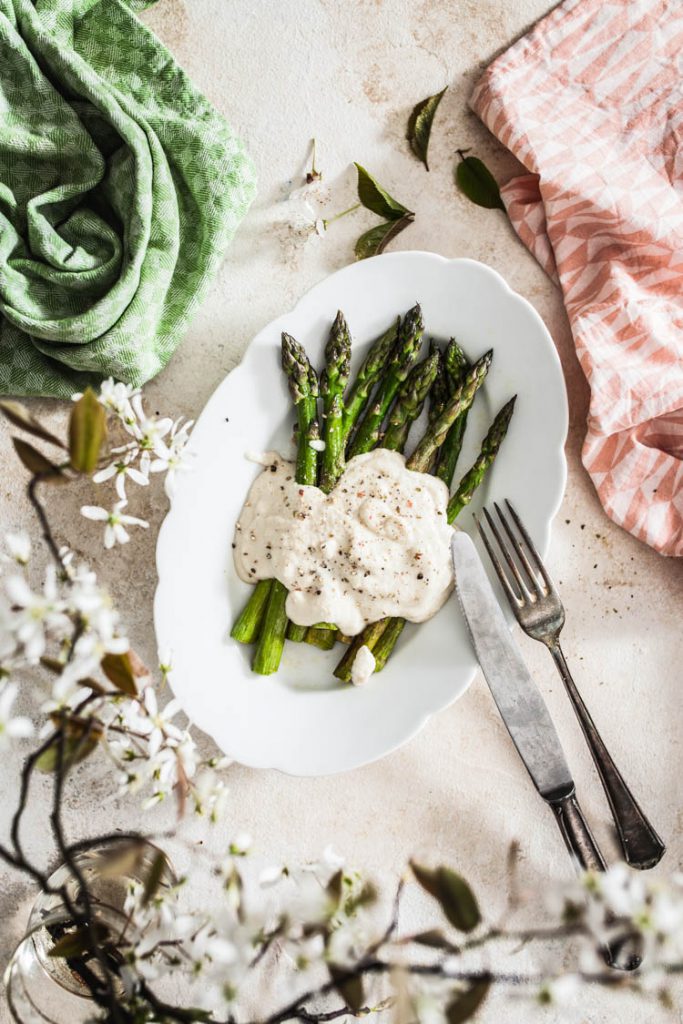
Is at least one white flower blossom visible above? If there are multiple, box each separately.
[93,455,149,501]
[193,770,229,822]
[125,394,173,469]
[5,566,68,661]
[0,681,33,748]
[81,501,149,549]
[88,378,140,422]
[149,418,194,497]
[4,531,31,565]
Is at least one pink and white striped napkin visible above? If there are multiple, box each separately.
[470,0,683,556]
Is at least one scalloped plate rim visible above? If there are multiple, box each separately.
[154,251,568,776]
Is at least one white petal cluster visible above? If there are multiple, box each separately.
[78,380,194,545]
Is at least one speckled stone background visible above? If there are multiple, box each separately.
[1,1,681,1021]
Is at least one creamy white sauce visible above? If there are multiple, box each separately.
[351,645,376,686]
[233,449,454,637]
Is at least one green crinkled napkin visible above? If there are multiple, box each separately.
[0,0,257,397]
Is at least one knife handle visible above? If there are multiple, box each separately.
[549,791,606,873]
[549,792,641,972]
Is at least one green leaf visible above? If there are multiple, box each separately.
[354,214,414,260]
[409,929,455,950]
[142,850,170,906]
[411,863,481,933]
[48,923,109,960]
[69,388,106,473]
[12,438,64,479]
[48,927,90,959]
[101,649,148,697]
[37,721,103,773]
[326,869,343,908]
[407,87,447,171]
[455,152,505,211]
[446,980,491,1024]
[329,967,365,1012]
[354,163,409,220]
[0,401,66,449]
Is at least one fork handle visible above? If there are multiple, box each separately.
[549,642,665,870]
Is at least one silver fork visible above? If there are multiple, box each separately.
[476,499,665,871]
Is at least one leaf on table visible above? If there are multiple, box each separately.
[354,214,414,260]
[69,387,107,474]
[407,87,447,171]
[445,980,491,1024]
[0,400,66,449]
[455,151,505,211]
[12,437,64,480]
[411,862,481,933]
[354,163,410,220]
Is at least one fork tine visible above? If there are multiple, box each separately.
[480,506,534,604]
[504,499,554,590]
[475,514,523,608]
[493,501,544,597]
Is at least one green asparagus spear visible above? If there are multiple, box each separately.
[347,304,424,458]
[309,340,434,652]
[304,626,338,651]
[342,318,399,441]
[252,335,320,672]
[436,338,470,488]
[333,619,389,682]
[372,617,406,672]
[443,336,468,384]
[357,395,517,676]
[407,350,492,473]
[287,419,323,643]
[319,311,352,493]
[382,349,439,452]
[428,342,448,422]
[230,578,272,644]
[447,396,516,523]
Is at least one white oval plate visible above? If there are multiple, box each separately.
[155,253,567,776]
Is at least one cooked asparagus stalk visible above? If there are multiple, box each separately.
[309,346,436,651]
[447,396,516,523]
[382,349,439,452]
[362,395,517,676]
[436,338,470,488]
[347,304,424,458]
[252,335,320,672]
[333,619,389,682]
[319,311,352,493]
[407,349,492,473]
[287,419,323,643]
[342,317,399,442]
[230,578,272,644]
[428,342,449,424]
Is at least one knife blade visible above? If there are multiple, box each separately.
[451,530,573,801]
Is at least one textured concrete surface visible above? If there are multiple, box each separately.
[1,2,681,1022]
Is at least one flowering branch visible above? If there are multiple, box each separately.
[0,383,681,1024]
